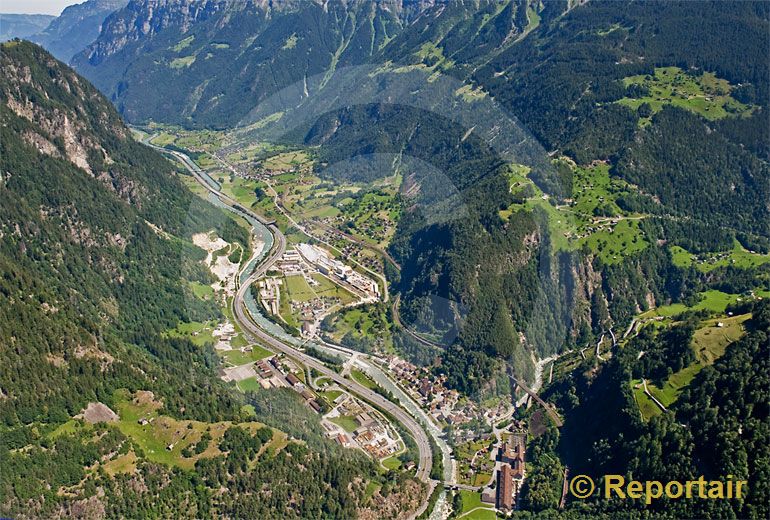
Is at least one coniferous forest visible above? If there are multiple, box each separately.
[0,1,768,518]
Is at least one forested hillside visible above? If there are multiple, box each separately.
[530,300,770,519]
[0,40,239,427]
[67,0,769,397]
[72,0,413,127]
[0,42,396,518]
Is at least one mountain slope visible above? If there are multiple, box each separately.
[72,0,419,127]
[71,0,546,128]
[0,40,239,425]
[29,0,128,63]
[66,0,769,395]
[0,41,406,520]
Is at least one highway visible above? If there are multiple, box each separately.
[146,137,435,482]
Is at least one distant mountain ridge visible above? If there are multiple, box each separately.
[0,14,54,41]
[29,0,128,63]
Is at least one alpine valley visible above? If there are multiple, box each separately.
[0,1,768,519]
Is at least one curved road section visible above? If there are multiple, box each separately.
[145,138,435,483]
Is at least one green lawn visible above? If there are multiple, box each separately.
[311,273,358,304]
[640,313,749,417]
[457,490,495,519]
[460,508,497,520]
[224,178,260,206]
[381,455,402,470]
[364,480,381,500]
[641,290,741,319]
[323,390,343,402]
[499,162,647,263]
[170,55,196,69]
[631,379,663,421]
[350,368,377,390]
[670,245,694,268]
[48,419,88,438]
[189,281,214,300]
[166,320,216,347]
[277,284,300,329]
[330,415,358,432]
[285,275,316,302]
[237,377,263,392]
[221,345,273,366]
[172,35,194,52]
[692,314,750,363]
[102,451,138,476]
[262,151,309,171]
[670,241,770,273]
[111,390,273,469]
[647,363,703,408]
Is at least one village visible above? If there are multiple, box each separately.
[189,155,530,513]
[385,355,536,514]
[386,356,512,439]
[320,387,404,462]
[220,350,403,464]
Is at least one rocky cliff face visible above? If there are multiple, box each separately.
[1,43,137,197]
[82,0,238,64]
[71,0,538,127]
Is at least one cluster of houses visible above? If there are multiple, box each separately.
[219,352,325,414]
[272,357,325,414]
[314,225,384,274]
[319,209,394,250]
[323,394,402,460]
[388,357,481,430]
[290,294,335,337]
